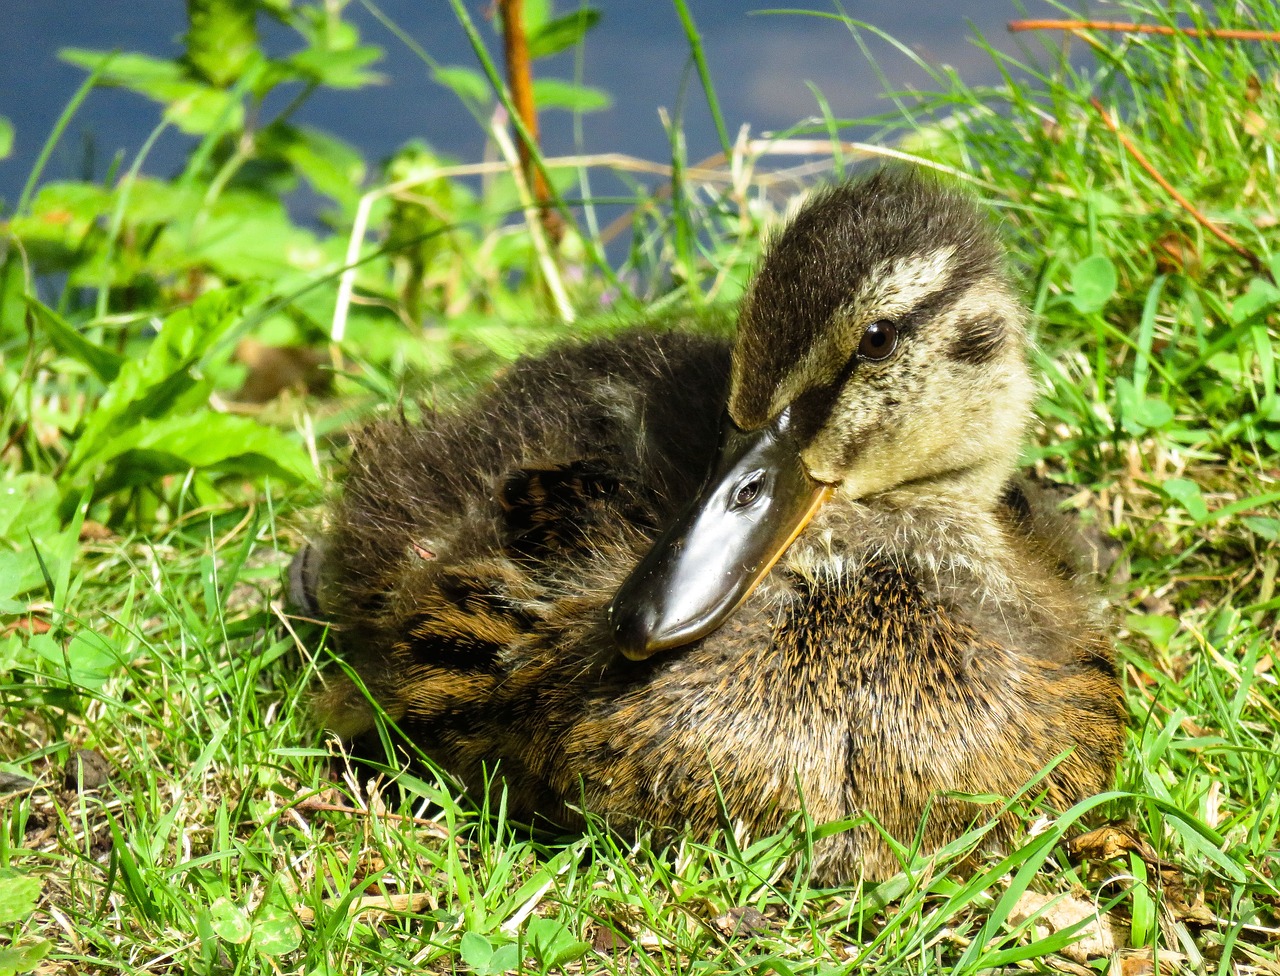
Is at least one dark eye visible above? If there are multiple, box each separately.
[858,320,898,361]
[731,473,764,509]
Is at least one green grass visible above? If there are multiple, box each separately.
[2,0,1279,973]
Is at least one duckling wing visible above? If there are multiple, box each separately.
[309,328,731,737]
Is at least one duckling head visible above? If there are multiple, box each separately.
[609,170,1035,659]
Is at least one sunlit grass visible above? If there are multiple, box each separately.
[2,0,1278,973]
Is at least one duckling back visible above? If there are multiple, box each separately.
[313,329,730,737]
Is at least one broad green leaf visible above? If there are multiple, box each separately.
[185,0,259,87]
[0,940,51,976]
[209,897,252,944]
[0,475,60,544]
[252,905,302,956]
[528,9,601,59]
[531,79,612,113]
[459,932,493,971]
[0,874,41,925]
[26,298,124,383]
[59,48,244,134]
[162,85,245,136]
[0,474,64,606]
[60,49,191,99]
[66,284,264,475]
[0,116,12,160]
[523,0,552,33]
[287,46,384,89]
[1162,477,1208,522]
[526,917,590,967]
[9,181,114,249]
[1230,277,1280,324]
[488,943,520,973]
[185,211,324,280]
[29,630,121,689]
[1067,254,1117,314]
[85,411,318,495]
[257,124,366,210]
[1242,515,1280,540]
[434,65,491,106]
[1125,613,1179,648]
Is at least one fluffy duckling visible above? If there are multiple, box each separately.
[303,170,1125,881]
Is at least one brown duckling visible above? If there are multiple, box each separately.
[302,169,1126,881]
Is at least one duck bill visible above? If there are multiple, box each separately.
[608,412,833,660]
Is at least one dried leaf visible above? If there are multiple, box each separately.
[1111,946,1187,976]
[1243,111,1268,138]
[1246,73,1263,102]
[1008,890,1129,963]
[711,906,768,938]
[234,339,330,403]
[1068,824,1160,864]
[79,520,115,541]
[1153,232,1200,277]
[590,925,627,954]
[295,891,433,926]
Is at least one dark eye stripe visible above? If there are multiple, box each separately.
[949,315,1006,365]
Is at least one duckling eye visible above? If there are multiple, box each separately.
[730,473,764,509]
[858,320,898,361]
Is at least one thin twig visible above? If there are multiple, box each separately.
[1009,20,1280,42]
[497,0,562,245]
[1092,99,1271,279]
[294,795,451,838]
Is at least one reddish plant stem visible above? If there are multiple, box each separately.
[497,0,563,245]
[1091,99,1270,279]
[1009,20,1280,42]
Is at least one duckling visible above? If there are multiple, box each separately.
[304,169,1126,881]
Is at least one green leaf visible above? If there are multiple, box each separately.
[1230,277,1280,324]
[209,897,252,944]
[252,905,302,956]
[526,917,589,967]
[1162,477,1209,522]
[0,474,66,607]
[163,85,245,135]
[434,65,491,106]
[257,124,366,211]
[25,298,124,382]
[459,931,493,971]
[528,9,601,59]
[0,116,12,160]
[1125,614,1179,648]
[86,412,318,495]
[0,874,42,925]
[531,79,612,113]
[1242,515,1280,541]
[29,630,122,689]
[183,208,322,280]
[488,943,520,973]
[0,940,51,976]
[287,46,383,89]
[0,475,61,545]
[185,0,259,87]
[1067,254,1117,314]
[66,284,265,477]
[59,48,244,134]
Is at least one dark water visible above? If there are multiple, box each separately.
[0,1,1081,210]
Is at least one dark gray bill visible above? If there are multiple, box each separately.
[608,409,833,660]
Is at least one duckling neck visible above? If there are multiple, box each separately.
[873,454,1016,517]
